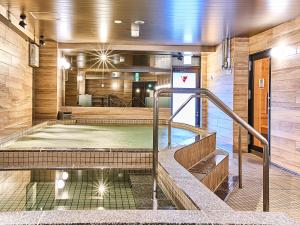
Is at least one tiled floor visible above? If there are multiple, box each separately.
[224,153,300,222]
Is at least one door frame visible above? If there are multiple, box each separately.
[171,66,201,126]
[248,49,272,153]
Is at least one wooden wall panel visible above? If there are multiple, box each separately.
[249,16,300,173]
[174,134,216,169]
[206,44,234,150]
[85,78,132,106]
[140,73,171,86]
[0,20,33,130]
[79,73,171,107]
[65,69,78,106]
[204,38,249,152]
[34,41,58,120]
[232,38,249,152]
[60,106,171,120]
[57,60,64,108]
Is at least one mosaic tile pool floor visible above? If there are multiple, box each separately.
[0,169,175,211]
[6,124,197,149]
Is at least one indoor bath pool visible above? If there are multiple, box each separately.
[5,124,197,149]
[0,169,175,211]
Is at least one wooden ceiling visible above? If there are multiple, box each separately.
[1,0,300,45]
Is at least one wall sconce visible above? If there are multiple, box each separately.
[112,82,119,90]
[271,44,297,58]
[19,14,27,28]
[39,35,46,46]
[59,57,71,70]
[77,75,83,81]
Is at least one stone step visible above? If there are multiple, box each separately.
[189,149,229,192]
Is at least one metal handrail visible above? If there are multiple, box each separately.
[153,88,269,211]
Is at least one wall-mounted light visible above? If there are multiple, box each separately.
[120,56,125,63]
[112,82,119,90]
[19,14,27,28]
[176,52,183,61]
[271,45,284,58]
[271,44,297,58]
[39,35,46,46]
[136,88,141,93]
[114,20,122,24]
[77,75,83,81]
[59,57,71,70]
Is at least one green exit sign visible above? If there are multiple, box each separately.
[134,72,140,82]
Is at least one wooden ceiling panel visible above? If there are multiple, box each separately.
[1,0,300,45]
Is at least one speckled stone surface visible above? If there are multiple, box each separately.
[203,211,300,225]
[159,145,233,212]
[0,210,298,225]
[0,211,43,225]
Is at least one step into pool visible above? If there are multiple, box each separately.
[0,169,176,211]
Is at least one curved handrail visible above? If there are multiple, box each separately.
[152,88,269,212]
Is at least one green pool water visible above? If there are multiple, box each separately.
[0,169,175,211]
[7,124,197,149]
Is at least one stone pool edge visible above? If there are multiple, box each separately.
[0,209,298,225]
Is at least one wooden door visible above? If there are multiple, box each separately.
[253,58,270,147]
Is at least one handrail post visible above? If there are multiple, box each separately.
[263,144,270,212]
[152,91,159,210]
[168,122,171,147]
[238,126,242,189]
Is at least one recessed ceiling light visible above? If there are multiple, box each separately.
[114,20,122,24]
[134,20,144,25]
